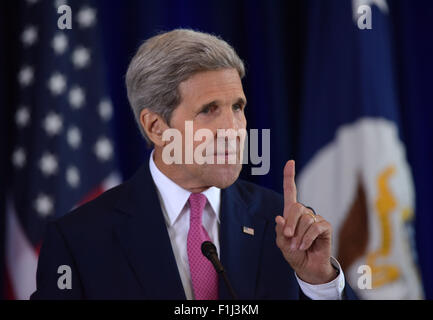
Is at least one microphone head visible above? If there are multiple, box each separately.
[201,241,217,259]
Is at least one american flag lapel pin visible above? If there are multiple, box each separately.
[243,226,254,236]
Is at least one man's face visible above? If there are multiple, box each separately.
[158,68,247,191]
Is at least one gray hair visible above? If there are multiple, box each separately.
[125,29,245,144]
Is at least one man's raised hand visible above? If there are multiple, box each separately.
[275,160,336,284]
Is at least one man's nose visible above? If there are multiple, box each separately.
[217,107,237,130]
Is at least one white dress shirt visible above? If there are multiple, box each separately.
[149,151,345,300]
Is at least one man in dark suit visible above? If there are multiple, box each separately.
[31,29,357,300]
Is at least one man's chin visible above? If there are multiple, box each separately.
[205,164,242,189]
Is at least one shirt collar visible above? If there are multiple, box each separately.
[149,150,221,226]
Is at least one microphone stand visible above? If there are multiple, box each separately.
[220,269,238,300]
[201,241,238,300]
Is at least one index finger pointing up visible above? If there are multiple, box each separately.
[283,160,297,211]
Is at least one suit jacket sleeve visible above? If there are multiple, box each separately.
[30,221,84,300]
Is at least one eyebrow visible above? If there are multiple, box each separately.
[234,97,247,107]
[199,97,247,112]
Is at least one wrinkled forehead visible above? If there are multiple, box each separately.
[178,69,246,106]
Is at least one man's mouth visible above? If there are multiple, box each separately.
[214,151,236,156]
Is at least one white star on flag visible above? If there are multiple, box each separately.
[76,7,97,28]
[54,0,68,8]
[12,148,27,169]
[43,112,63,136]
[94,137,113,162]
[21,25,38,47]
[72,46,91,69]
[98,98,113,121]
[15,107,31,128]
[34,194,54,218]
[47,72,67,96]
[67,126,82,149]
[52,33,68,55]
[18,66,34,87]
[68,86,86,109]
[66,166,80,188]
[39,152,59,176]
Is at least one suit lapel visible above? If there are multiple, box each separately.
[218,183,267,300]
[112,163,268,300]
[113,164,186,299]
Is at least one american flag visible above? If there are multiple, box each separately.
[6,0,121,299]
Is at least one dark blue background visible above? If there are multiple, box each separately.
[1,0,432,299]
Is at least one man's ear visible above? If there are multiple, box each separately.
[139,109,169,147]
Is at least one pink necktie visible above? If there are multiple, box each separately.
[187,193,218,300]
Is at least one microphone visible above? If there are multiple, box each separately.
[201,241,238,300]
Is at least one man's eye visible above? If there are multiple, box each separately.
[233,104,243,111]
[201,105,217,114]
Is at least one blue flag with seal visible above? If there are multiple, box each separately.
[297,0,423,299]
